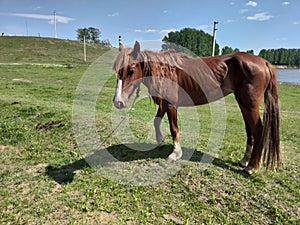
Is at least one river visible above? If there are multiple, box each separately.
[277,69,300,84]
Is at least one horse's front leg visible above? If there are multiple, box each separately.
[166,103,182,162]
[154,104,166,146]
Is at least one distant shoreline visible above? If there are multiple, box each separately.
[275,65,300,69]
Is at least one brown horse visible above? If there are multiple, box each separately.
[112,41,281,174]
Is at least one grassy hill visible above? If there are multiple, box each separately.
[0,36,110,64]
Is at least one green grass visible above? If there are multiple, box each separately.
[0,64,299,224]
[0,36,110,64]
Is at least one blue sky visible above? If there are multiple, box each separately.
[0,0,299,54]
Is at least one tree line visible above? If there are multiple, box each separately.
[220,46,254,55]
[258,48,300,67]
[162,28,300,67]
[162,28,256,57]
[162,28,220,57]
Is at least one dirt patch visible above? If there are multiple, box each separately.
[26,163,49,174]
[163,214,184,224]
[38,207,118,225]
[12,78,32,83]
[0,145,9,151]
[0,145,19,154]
[36,120,65,130]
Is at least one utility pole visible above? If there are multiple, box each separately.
[53,11,57,38]
[212,21,218,56]
[83,35,87,62]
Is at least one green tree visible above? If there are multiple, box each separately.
[221,46,233,55]
[162,28,220,57]
[76,28,90,42]
[296,49,300,67]
[88,27,100,43]
[259,48,300,67]
[274,49,280,64]
[259,49,267,59]
[76,27,101,43]
[221,46,240,55]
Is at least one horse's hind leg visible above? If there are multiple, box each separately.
[239,118,254,167]
[235,93,264,174]
[239,108,263,174]
[246,116,263,174]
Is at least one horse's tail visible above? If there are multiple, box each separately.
[262,62,282,170]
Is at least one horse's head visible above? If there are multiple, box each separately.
[113,41,143,109]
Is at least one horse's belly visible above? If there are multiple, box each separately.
[177,87,232,106]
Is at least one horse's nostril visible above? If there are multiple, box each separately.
[118,101,125,108]
[114,100,125,109]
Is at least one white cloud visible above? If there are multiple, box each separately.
[145,29,157,33]
[282,1,290,5]
[246,1,258,7]
[134,28,176,34]
[50,15,75,24]
[163,10,168,14]
[293,21,299,25]
[7,13,75,24]
[160,29,175,34]
[239,9,249,14]
[134,29,157,33]
[108,12,119,17]
[247,12,273,21]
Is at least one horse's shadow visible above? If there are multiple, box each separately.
[46,143,246,184]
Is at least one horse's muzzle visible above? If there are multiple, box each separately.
[113,98,126,109]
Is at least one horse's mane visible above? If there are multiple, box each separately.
[112,47,135,72]
[112,47,192,74]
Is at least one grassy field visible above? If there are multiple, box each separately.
[0,36,299,224]
[0,62,299,224]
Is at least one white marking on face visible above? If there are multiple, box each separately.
[115,78,123,103]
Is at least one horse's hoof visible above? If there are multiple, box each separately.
[244,166,258,175]
[166,157,176,163]
[239,159,248,168]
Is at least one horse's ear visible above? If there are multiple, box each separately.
[119,43,123,51]
[131,41,140,59]
[133,41,140,53]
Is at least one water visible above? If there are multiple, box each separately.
[277,69,300,84]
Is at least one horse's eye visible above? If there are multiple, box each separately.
[127,69,135,77]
